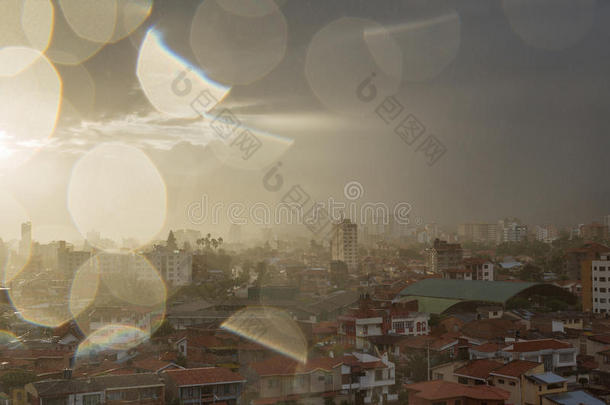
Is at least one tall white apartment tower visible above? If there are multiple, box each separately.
[331,219,358,273]
[592,253,610,314]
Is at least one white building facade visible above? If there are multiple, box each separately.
[592,253,610,314]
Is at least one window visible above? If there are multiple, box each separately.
[325,374,333,385]
[107,391,124,401]
[295,375,307,386]
[509,381,516,386]
[601,298,607,304]
[601,277,607,282]
[431,402,447,405]
[140,388,158,399]
[601,288,607,293]
[83,394,101,405]
[498,379,505,384]
[458,377,468,384]
[375,370,384,381]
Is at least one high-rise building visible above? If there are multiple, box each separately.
[535,224,559,243]
[497,218,528,243]
[458,223,497,244]
[19,222,31,258]
[580,222,608,241]
[425,239,463,274]
[145,246,192,286]
[592,253,610,314]
[57,241,92,278]
[330,219,358,273]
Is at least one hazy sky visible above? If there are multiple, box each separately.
[2,0,610,243]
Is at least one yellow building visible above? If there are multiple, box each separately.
[522,372,567,405]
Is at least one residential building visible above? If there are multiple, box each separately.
[405,380,509,405]
[162,367,246,405]
[442,268,475,280]
[57,241,92,278]
[388,309,429,337]
[497,218,528,243]
[542,390,605,405]
[592,252,610,314]
[248,355,345,405]
[500,339,577,374]
[453,359,503,385]
[26,373,165,405]
[529,312,585,333]
[337,303,384,350]
[469,343,502,360]
[425,239,463,274]
[145,246,193,286]
[488,360,543,405]
[579,222,608,241]
[458,223,497,244]
[565,241,608,285]
[338,295,429,349]
[464,258,494,281]
[535,225,559,243]
[341,352,397,404]
[522,373,568,405]
[330,219,358,273]
[19,221,31,259]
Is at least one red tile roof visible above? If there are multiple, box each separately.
[406,380,510,401]
[251,356,342,376]
[489,360,540,378]
[132,357,177,372]
[454,359,503,380]
[471,343,501,353]
[503,339,573,352]
[163,367,245,386]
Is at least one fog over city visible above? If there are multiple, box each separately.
[1,0,610,244]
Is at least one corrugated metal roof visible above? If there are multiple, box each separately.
[544,390,605,405]
[528,372,566,384]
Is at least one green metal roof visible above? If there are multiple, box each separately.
[396,279,539,304]
[397,295,462,314]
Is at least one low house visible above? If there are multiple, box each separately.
[469,343,502,360]
[542,390,605,405]
[522,372,567,405]
[500,339,577,373]
[26,373,165,405]
[405,380,509,405]
[488,360,543,405]
[453,359,503,385]
[248,355,345,405]
[341,352,397,404]
[162,367,246,405]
